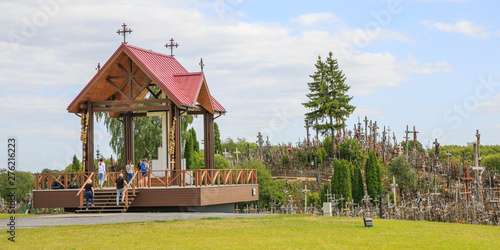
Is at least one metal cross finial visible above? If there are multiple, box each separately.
[116,23,133,44]
[200,58,205,72]
[165,38,179,57]
[95,63,100,71]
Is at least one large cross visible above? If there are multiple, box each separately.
[234,148,241,162]
[117,23,133,44]
[461,151,473,204]
[165,38,179,57]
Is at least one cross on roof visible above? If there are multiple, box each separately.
[165,38,179,57]
[116,23,133,44]
[199,58,205,72]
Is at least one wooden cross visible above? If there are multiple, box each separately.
[302,185,310,211]
[391,176,398,206]
[116,23,133,44]
[223,148,229,159]
[461,152,473,204]
[234,148,240,162]
[199,58,205,72]
[165,38,179,57]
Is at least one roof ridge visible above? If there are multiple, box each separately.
[124,44,174,58]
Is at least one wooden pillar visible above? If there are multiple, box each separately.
[204,111,215,169]
[86,100,95,173]
[174,106,181,172]
[123,112,135,165]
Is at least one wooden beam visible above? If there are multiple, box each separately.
[92,98,170,106]
[93,105,170,113]
[106,77,130,100]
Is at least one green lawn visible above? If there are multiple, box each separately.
[4,215,500,249]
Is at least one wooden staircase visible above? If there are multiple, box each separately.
[76,189,138,213]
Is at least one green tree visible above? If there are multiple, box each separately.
[388,156,415,192]
[339,138,365,163]
[323,137,333,157]
[281,154,289,166]
[0,170,34,203]
[302,52,356,153]
[64,154,81,172]
[482,153,500,171]
[331,159,351,207]
[235,160,278,209]
[365,150,381,201]
[214,122,222,154]
[190,128,200,152]
[352,163,364,203]
[184,132,194,169]
[215,155,231,169]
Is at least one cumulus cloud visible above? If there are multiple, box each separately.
[401,57,453,74]
[421,20,490,38]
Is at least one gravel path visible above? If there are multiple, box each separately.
[0,212,270,229]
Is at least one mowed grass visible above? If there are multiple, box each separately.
[4,215,500,249]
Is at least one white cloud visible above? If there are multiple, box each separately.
[401,57,453,74]
[0,1,446,171]
[421,20,490,38]
[290,13,342,28]
[477,94,500,114]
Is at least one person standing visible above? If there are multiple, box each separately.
[126,160,134,184]
[115,173,127,205]
[98,158,106,188]
[84,180,95,210]
[140,158,149,187]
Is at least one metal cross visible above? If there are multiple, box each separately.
[116,23,132,44]
[95,63,101,71]
[199,58,205,72]
[165,38,179,57]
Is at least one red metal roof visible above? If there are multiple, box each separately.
[67,43,225,113]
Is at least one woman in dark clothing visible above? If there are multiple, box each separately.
[84,180,95,210]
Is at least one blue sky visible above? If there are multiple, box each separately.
[1,0,500,173]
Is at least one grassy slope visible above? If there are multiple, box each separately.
[4,215,500,249]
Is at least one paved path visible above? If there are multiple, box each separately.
[1,213,270,229]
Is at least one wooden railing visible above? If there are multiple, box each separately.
[34,169,258,190]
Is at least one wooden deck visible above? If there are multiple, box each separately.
[33,169,259,211]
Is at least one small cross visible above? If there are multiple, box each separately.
[165,38,179,57]
[117,23,133,44]
[199,58,205,72]
[95,63,100,71]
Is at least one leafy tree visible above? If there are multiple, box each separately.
[483,153,500,171]
[281,154,289,166]
[365,150,382,201]
[339,138,365,164]
[235,160,278,209]
[401,140,425,154]
[0,170,34,203]
[323,137,333,157]
[215,155,231,169]
[302,52,355,153]
[307,192,321,207]
[388,155,415,192]
[214,122,222,154]
[316,147,327,164]
[64,154,81,172]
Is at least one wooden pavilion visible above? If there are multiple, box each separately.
[32,43,258,213]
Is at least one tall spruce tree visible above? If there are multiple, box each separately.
[302,52,355,153]
[352,163,364,203]
[190,128,199,152]
[214,122,222,154]
[365,150,382,201]
[331,159,351,208]
[184,133,194,169]
[320,182,329,204]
